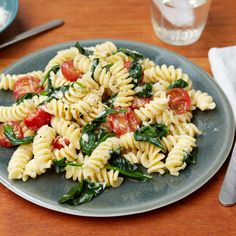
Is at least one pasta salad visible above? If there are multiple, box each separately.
[0,41,216,205]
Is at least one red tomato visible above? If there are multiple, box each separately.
[13,76,44,100]
[61,60,83,82]
[52,136,70,150]
[124,61,132,70]
[107,110,141,135]
[126,110,141,131]
[24,108,52,131]
[166,88,191,114]
[0,122,23,148]
[130,96,151,110]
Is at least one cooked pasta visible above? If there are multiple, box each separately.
[0,41,216,205]
[7,144,33,180]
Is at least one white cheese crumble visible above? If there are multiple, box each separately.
[0,7,10,29]
[82,133,89,142]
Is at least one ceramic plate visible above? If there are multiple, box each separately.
[0,0,18,33]
[0,40,235,217]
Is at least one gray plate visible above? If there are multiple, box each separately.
[0,39,235,217]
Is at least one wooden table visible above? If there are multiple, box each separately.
[0,0,236,235]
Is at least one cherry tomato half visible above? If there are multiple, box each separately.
[0,121,23,147]
[13,76,44,100]
[166,88,191,115]
[130,96,151,110]
[124,61,132,70]
[107,109,141,135]
[52,136,70,150]
[24,108,52,131]
[61,60,83,82]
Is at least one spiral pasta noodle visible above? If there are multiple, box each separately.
[0,99,36,122]
[51,117,81,149]
[23,125,56,180]
[165,135,197,176]
[0,41,216,204]
[45,47,79,71]
[83,137,120,176]
[7,144,33,180]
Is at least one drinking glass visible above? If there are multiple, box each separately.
[151,0,211,46]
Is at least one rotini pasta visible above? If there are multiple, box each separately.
[0,41,216,206]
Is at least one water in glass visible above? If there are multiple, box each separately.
[151,0,211,46]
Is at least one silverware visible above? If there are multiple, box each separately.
[0,19,64,50]
[219,139,236,206]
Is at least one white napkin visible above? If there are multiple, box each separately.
[208,46,236,120]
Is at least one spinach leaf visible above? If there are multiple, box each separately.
[16,93,38,105]
[53,158,82,173]
[3,124,35,145]
[91,58,99,79]
[135,83,153,98]
[134,123,168,149]
[184,147,198,165]
[38,85,70,106]
[129,61,142,87]
[107,151,151,181]
[93,108,126,125]
[75,41,93,56]
[117,48,144,61]
[80,108,126,156]
[74,81,86,89]
[80,129,115,156]
[103,93,117,109]
[72,181,105,205]
[58,181,84,204]
[58,180,105,205]
[103,63,113,72]
[41,64,60,87]
[168,79,188,89]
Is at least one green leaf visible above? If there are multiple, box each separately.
[41,64,60,87]
[58,180,105,206]
[80,108,126,156]
[74,81,86,89]
[91,58,99,79]
[80,129,115,156]
[16,93,38,105]
[117,48,144,61]
[184,147,198,165]
[93,108,126,125]
[106,151,152,181]
[80,133,97,156]
[103,63,113,72]
[75,41,93,56]
[71,180,105,205]
[168,79,188,89]
[38,85,70,106]
[103,93,117,109]
[135,83,153,98]
[53,157,83,173]
[58,181,84,204]
[3,124,35,145]
[129,61,142,87]
[134,124,168,149]
[53,157,67,173]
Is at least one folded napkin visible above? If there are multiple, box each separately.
[208,46,236,120]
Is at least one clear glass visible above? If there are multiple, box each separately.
[151,0,211,46]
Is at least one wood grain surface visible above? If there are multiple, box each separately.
[0,0,236,235]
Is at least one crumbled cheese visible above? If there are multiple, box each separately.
[0,7,9,29]
[134,86,143,93]
[82,133,89,142]
[54,91,64,99]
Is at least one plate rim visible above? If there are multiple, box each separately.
[1,39,235,217]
